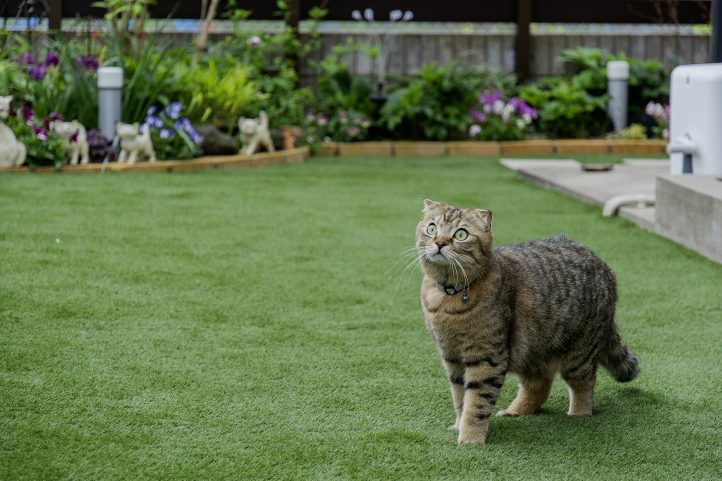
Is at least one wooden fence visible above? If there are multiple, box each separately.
[297,28,709,83]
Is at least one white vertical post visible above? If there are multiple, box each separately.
[97,67,123,140]
[607,61,629,132]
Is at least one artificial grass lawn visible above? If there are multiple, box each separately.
[1,156,720,480]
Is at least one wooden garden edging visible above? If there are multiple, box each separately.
[320,140,667,157]
[0,146,310,174]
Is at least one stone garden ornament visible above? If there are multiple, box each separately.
[52,120,90,165]
[239,111,274,156]
[116,122,156,163]
[0,95,27,167]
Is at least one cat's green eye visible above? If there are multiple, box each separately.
[426,223,437,236]
[454,229,469,241]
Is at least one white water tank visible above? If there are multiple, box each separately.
[667,63,722,175]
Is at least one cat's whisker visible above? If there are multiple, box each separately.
[395,252,426,289]
[389,246,423,274]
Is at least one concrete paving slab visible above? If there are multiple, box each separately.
[500,158,669,231]
[501,157,721,264]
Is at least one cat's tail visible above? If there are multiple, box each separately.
[599,330,640,383]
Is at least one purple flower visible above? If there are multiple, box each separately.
[29,64,46,80]
[147,105,158,116]
[479,89,503,106]
[159,129,172,139]
[165,101,182,120]
[470,109,487,123]
[48,112,65,122]
[19,106,34,121]
[44,53,59,67]
[247,35,262,46]
[191,133,204,144]
[80,55,99,71]
[17,52,34,65]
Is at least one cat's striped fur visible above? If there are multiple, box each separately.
[417,199,639,444]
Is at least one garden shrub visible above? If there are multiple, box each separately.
[4,107,65,166]
[519,77,608,138]
[166,59,260,133]
[303,110,371,144]
[468,89,538,141]
[380,63,507,141]
[209,0,326,129]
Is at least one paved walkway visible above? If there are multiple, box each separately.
[500,158,670,230]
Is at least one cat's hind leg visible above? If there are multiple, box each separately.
[497,372,554,416]
[561,361,597,416]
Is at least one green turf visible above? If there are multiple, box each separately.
[1,156,720,480]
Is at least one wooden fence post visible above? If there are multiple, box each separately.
[515,0,532,81]
[48,0,62,32]
[287,0,301,82]
[712,0,721,62]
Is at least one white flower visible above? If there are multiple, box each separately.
[390,10,402,21]
[645,102,655,116]
[522,113,532,124]
[493,100,505,115]
[516,118,526,129]
[469,125,481,137]
[483,104,492,114]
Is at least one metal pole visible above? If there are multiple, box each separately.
[712,0,722,62]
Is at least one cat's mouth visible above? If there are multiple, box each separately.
[427,251,450,264]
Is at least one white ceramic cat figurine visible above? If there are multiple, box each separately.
[239,111,274,156]
[116,122,156,164]
[0,95,27,168]
[52,120,90,165]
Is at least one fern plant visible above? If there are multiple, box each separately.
[170,59,260,132]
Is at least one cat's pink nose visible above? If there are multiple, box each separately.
[435,241,447,249]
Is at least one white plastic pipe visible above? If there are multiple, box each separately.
[602,194,655,217]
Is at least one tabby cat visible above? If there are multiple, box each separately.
[417,199,639,444]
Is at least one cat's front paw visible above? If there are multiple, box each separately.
[457,433,486,445]
[496,409,521,417]
[457,427,486,445]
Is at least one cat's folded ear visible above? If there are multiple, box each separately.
[422,199,445,213]
[470,209,492,231]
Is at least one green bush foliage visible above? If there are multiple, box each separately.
[520,77,608,138]
[380,63,507,140]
